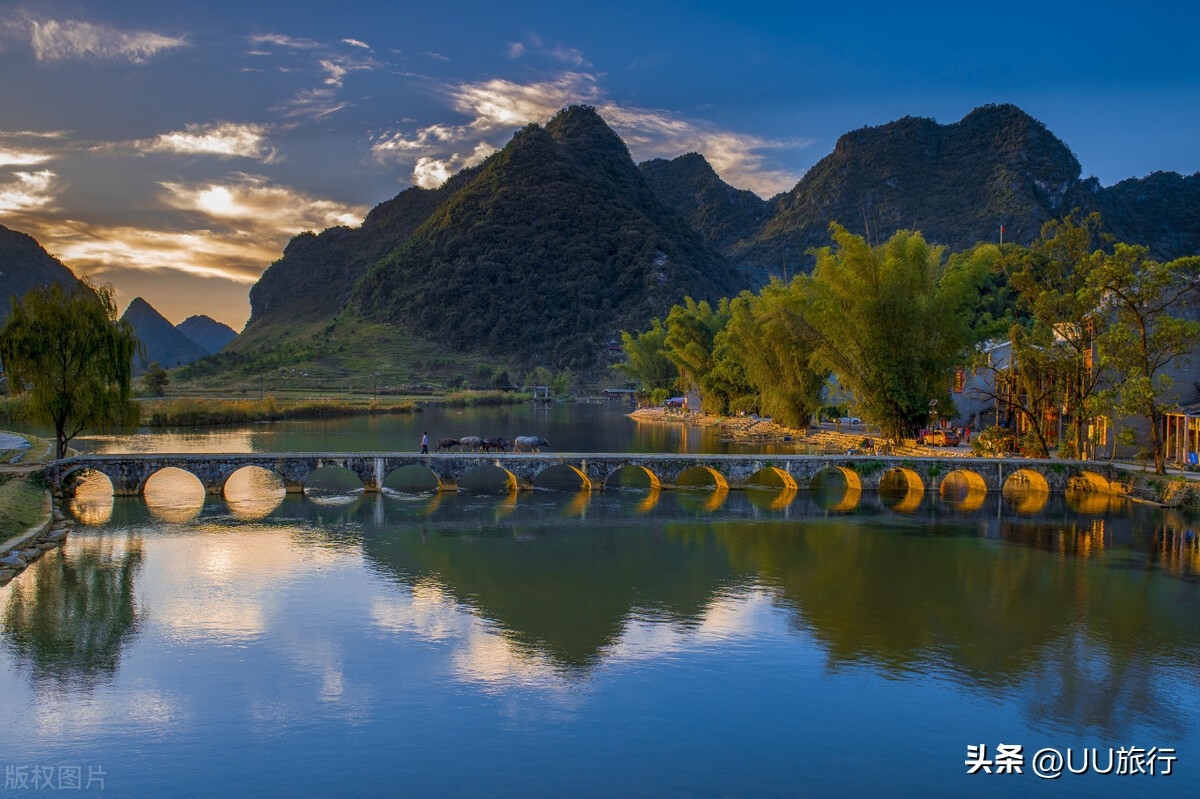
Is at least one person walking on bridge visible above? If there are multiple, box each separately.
[420,432,429,454]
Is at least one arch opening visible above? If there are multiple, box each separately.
[940,470,988,512]
[879,468,925,513]
[746,466,799,491]
[675,466,730,491]
[223,466,286,520]
[533,464,592,492]
[382,464,443,495]
[1002,469,1051,515]
[811,466,862,512]
[304,465,365,505]
[457,464,519,494]
[144,467,206,523]
[68,469,115,525]
[602,465,662,491]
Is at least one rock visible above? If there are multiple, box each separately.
[36,541,60,551]
[45,529,68,541]
[19,548,41,560]
[0,554,26,569]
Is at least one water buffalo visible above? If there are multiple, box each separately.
[435,437,459,452]
[458,436,484,452]
[482,436,509,453]
[512,436,550,453]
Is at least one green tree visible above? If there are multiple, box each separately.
[795,225,975,440]
[142,362,170,397]
[0,280,139,459]
[714,281,826,428]
[1091,247,1200,474]
[662,297,728,406]
[616,318,678,394]
[1001,212,1107,453]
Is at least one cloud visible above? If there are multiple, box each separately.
[140,122,278,161]
[341,38,370,50]
[27,18,185,63]
[0,147,52,168]
[508,34,588,68]
[371,71,806,196]
[249,33,381,119]
[13,175,368,289]
[0,170,59,213]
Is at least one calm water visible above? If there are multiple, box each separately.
[2,406,1199,797]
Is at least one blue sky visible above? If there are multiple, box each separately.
[1,0,1197,329]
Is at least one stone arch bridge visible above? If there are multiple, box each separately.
[46,452,1129,499]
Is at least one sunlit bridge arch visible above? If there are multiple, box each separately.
[222,466,286,520]
[745,466,799,491]
[879,467,925,513]
[601,464,662,491]
[811,466,863,512]
[939,469,988,512]
[674,466,730,491]
[1002,469,1051,515]
[457,463,520,493]
[144,467,205,523]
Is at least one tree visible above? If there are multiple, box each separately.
[616,318,677,394]
[795,225,975,440]
[662,297,729,407]
[1001,212,1107,454]
[142,362,170,397]
[1091,248,1200,473]
[0,280,139,459]
[713,281,826,428]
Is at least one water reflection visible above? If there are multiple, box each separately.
[2,533,144,689]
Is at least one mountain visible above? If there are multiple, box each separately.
[176,315,237,355]
[237,105,742,373]
[0,224,80,325]
[645,104,1200,278]
[121,297,208,371]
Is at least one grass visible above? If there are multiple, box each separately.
[140,396,421,427]
[0,476,46,540]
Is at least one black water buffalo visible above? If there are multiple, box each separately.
[482,436,509,453]
[458,436,484,452]
[435,437,459,452]
[512,436,550,453]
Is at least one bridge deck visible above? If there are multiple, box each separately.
[46,452,1128,498]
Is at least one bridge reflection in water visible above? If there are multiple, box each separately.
[54,452,1130,524]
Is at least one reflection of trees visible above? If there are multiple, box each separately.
[713,516,1200,736]
[2,534,144,689]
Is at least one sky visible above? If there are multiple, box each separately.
[1,1,1198,331]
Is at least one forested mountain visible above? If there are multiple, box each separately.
[237,105,741,371]
[0,224,80,325]
[176,315,237,355]
[645,104,1200,279]
[222,102,1198,380]
[121,297,208,371]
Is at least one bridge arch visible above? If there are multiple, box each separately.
[304,464,365,502]
[939,469,988,512]
[601,464,662,491]
[532,464,593,492]
[879,468,925,513]
[745,466,799,491]
[675,465,730,490]
[222,465,286,519]
[811,466,863,512]
[1068,470,1117,493]
[1002,468,1051,514]
[457,463,520,493]
[144,467,206,522]
[382,464,445,493]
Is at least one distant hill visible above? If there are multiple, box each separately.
[121,297,208,371]
[176,315,237,355]
[237,105,741,373]
[0,224,80,325]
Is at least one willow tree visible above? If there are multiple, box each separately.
[0,280,139,459]
[713,280,826,428]
[796,225,975,440]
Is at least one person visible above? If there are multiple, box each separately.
[420,432,428,454]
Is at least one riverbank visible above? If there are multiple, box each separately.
[628,407,967,457]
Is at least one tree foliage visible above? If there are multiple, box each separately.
[794,225,975,440]
[1092,247,1200,473]
[0,281,139,458]
[616,318,677,393]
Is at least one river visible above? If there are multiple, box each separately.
[1,403,1198,797]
